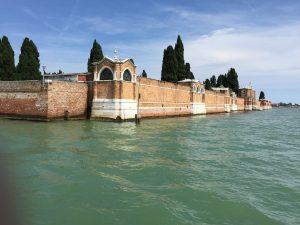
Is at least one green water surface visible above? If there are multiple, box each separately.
[0,109,299,225]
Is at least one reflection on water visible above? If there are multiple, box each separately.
[0,109,299,225]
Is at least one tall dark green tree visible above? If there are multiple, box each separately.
[259,91,265,100]
[141,70,147,78]
[210,75,216,87]
[204,79,212,90]
[226,68,239,93]
[185,63,194,79]
[0,36,15,80]
[217,74,228,87]
[161,46,178,82]
[16,37,41,80]
[87,40,104,73]
[175,35,185,81]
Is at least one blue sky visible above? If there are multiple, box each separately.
[1,0,300,103]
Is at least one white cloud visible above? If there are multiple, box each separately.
[17,4,299,102]
[184,24,300,82]
[121,22,300,102]
[160,6,242,27]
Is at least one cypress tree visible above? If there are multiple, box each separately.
[210,75,216,87]
[217,75,223,87]
[259,91,265,100]
[161,46,178,82]
[185,63,194,79]
[16,38,41,80]
[141,70,147,78]
[0,36,15,81]
[204,79,212,90]
[217,74,228,87]
[175,35,185,81]
[227,68,239,93]
[161,49,168,81]
[223,74,229,87]
[87,39,104,73]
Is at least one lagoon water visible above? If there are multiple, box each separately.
[0,109,299,225]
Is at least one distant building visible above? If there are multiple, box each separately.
[238,85,256,111]
[43,73,93,82]
[212,86,230,95]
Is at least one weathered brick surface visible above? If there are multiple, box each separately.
[0,81,48,119]
[0,81,88,120]
[204,90,228,114]
[138,77,192,117]
[47,81,88,119]
[237,97,245,111]
[0,80,44,92]
[1,78,257,121]
[93,77,243,118]
[94,81,136,100]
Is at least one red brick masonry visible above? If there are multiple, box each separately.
[0,81,88,120]
[0,79,271,121]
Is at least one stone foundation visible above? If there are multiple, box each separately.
[91,99,137,120]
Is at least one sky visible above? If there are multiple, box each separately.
[0,0,300,103]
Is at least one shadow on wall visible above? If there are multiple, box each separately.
[86,82,95,119]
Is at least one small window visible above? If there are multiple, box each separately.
[123,69,132,82]
[100,68,113,80]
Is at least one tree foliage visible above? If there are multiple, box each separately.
[161,46,178,82]
[185,63,194,79]
[0,36,15,80]
[226,68,239,94]
[210,75,216,87]
[141,70,147,78]
[259,91,265,100]
[216,74,227,87]
[204,79,212,90]
[161,35,196,83]
[205,68,240,93]
[87,40,104,73]
[175,35,185,81]
[16,37,41,80]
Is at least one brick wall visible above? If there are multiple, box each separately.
[0,81,88,120]
[0,79,255,121]
[0,81,48,119]
[94,81,136,100]
[91,77,247,119]
[47,81,88,119]
[138,77,192,118]
[204,90,228,114]
[236,97,245,111]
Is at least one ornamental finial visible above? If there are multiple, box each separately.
[114,48,119,61]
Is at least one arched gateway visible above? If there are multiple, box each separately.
[92,56,136,82]
[91,55,138,120]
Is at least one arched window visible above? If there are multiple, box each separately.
[123,69,132,82]
[100,68,113,80]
